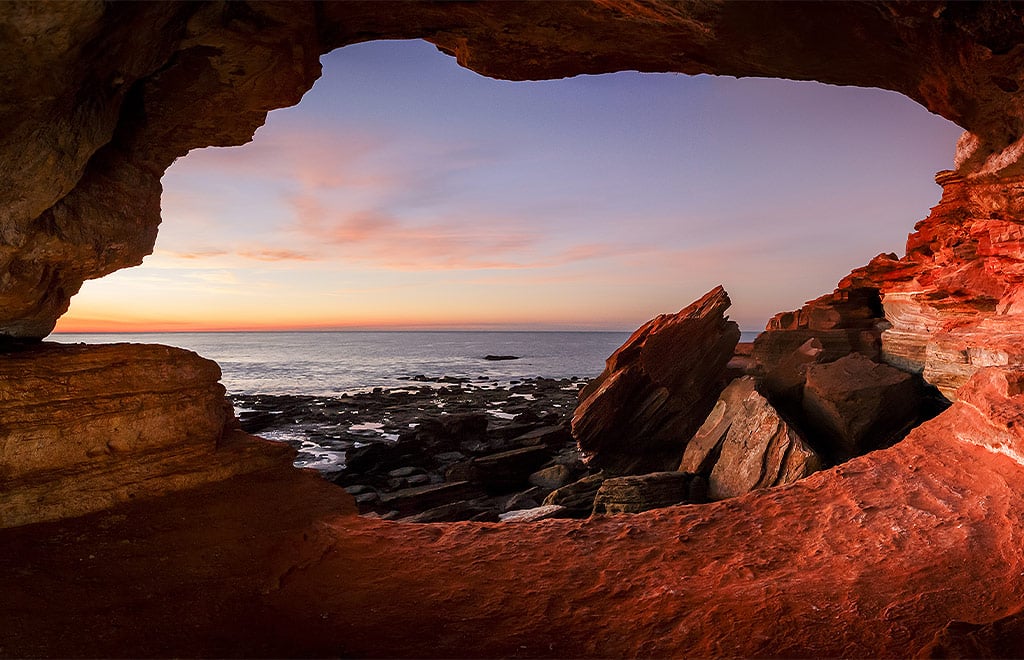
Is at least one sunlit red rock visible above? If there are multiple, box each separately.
[572,286,740,475]
[5,368,1024,657]
[5,2,1024,658]
[840,172,1024,400]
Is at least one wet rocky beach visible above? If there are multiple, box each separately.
[232,375,601,522]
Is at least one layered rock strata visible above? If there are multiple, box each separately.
[0,342,290,528]
[680,376,822,499]
[572,286,739,475]
[842,172,1024,399]
[4,369,1024,658]
[591,471,705,514]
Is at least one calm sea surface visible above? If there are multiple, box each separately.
[52,330,761,397]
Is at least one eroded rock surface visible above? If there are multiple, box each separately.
[0,342,290,528]
[680,376,823,499]
[572,286,739,475]
[6,2,1024,658]
[4,368,1024,658]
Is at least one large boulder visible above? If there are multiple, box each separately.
[680,376,823,500]
[572,286,740,475]
[801,352,926,462]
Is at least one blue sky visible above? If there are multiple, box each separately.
[58,39,962,332]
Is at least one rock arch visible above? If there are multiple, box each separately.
[5,3,1024,657]
[5,1,1024,339]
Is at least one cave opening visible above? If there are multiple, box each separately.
[52,38,962,521]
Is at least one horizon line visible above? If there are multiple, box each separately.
[50,327,766,335]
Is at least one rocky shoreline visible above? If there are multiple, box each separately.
[232,289,950,526]
[233,376,599,523]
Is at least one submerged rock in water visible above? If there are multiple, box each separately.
[572,286,740,475]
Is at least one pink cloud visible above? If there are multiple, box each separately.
[236,249,317,262]
[286,192,646,272]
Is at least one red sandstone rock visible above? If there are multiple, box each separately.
[841,173,1024,400]
[758,337,825,413]
[4,369,1024,658]
[679,376,822,499]
[751,287,886,372]
[0,342,290,528]
[801,353,926,462]
[572,286,740,475]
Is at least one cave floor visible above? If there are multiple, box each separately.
[2,422,1024,658]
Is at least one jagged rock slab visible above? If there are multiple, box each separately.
[680,376,822,500]
[592,472,704,514]
[0,342,290,528]
[470,445,552,495]
[572,286,740,475]
[376,481,483,514]
[802,353,926,463]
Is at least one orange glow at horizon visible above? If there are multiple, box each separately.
[50,41,962,337]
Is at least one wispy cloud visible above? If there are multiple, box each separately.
[236,248,317,262]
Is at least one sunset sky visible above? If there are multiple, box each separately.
[55,39,962,333]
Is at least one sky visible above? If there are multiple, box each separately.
[55,39,963,333]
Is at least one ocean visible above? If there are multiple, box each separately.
[52,330,762,396]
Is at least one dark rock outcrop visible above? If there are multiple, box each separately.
[751,287,886,374]
[572,286,740,475]
[592,472,705,514]
[679,376,823,500]
[542,473,606,518]
[802,353,928,462]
